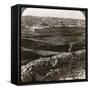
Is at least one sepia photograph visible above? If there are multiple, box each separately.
[21,7,87,83]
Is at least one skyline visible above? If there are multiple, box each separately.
[22,8,85,20]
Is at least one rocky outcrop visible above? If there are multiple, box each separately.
[21,49,86,82]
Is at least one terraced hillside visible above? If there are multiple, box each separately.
[21,16,86,82]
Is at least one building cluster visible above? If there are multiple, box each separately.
[21,16,85,36]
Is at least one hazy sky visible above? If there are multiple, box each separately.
[22,8,85,19]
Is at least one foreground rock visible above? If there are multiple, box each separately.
[21,49,86,82]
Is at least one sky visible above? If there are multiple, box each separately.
[22,8,85,20]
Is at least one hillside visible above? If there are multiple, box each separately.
[21,49,86,82]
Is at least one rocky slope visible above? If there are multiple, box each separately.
[21,49,86,82]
